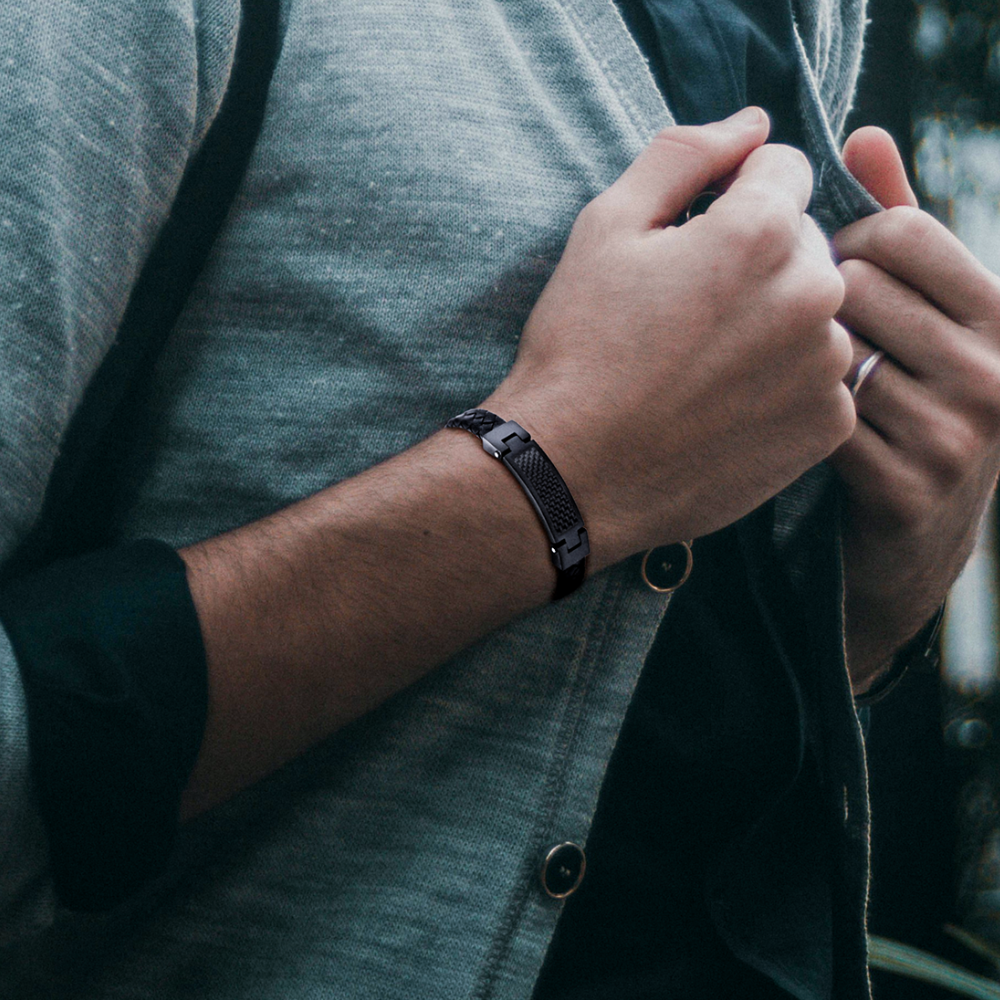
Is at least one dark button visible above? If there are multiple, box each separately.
[540,842,586,899]
[641,542,693,593]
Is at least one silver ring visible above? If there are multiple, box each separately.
[684,190,719,223]
[850,350,885,399]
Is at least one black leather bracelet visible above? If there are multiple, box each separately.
[446,408,589,600]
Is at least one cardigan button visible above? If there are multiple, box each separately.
[540,842,586,899]
[641,543,693,593]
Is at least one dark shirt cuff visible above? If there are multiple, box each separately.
[0,539,207,911]
[854,604,945,708]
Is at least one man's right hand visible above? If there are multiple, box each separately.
[179,109,856,814]
[487,106,855,570]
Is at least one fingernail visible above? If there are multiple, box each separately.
[720,106,767,130]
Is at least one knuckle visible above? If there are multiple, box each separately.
[781,293,818,332]
[709,206,757,254]
[830,384,858,444]
[574,193,613,235]
[866,463,935,534]
[811,384,856,453]
[756,206,800,251]
[719,200,798,261]
[965,353,1000,426]
[825,321,854,380]
[782,269,842,329]
[892,488,931,535]
[876,206,937,254]
[923,416,979,487]
[799,213,832,257]
[981,272,1000,318]
[571,193,629,249]
[716,208,758,252]
[745,143,813,186]
[777,144,813,186]
[837,256,878,293]
[816,263,847,316]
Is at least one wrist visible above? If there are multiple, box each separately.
[852,604,944,704]
[844,576,942,694]
[445,408,589,599]
[479,384,622,574]
[483,372,699,571]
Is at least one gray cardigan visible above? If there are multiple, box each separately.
[0,0,879,996]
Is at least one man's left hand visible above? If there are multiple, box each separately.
[832,126,1000,691]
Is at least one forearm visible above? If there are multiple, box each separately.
[179,399,591,817]
[1,113,864,910]
[178,116,858,815]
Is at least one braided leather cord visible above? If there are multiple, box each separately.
[445,408,508,437]
[446,408,588,600]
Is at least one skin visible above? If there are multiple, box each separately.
[832,126,1000,691]
[181,108,858,816]
[181,113,1000,816]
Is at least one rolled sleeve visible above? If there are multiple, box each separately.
[0,628,56,945]
[0,0,239,923]
[0,541,207,913]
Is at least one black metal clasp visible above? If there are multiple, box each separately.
[551,527,589,570]
[481,421,531,460]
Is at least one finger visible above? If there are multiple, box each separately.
[833,395,981,534]
[602,107,770,229]
[834,207,1000,328]
[845,331,877,389]
[830,419,915,512]
[692,145,817,271]
[838,257,969,379]
[842,127,919,209]
[828,420,953,540]
[722,143,815,218]
[796,216,849,321]
[846,345,939,449]
[800,212,839,268]
[840,343,978,493]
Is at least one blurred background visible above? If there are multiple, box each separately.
[848,1,1000,994]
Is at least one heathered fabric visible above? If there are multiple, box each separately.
[0,1,876,997]
[0,0,239,946]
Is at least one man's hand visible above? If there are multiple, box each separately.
[832,126,1000,690]
[491,107,854,567]
[182,110,858,814]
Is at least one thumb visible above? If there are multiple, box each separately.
[842,126,918,209]
[605,107,771,228]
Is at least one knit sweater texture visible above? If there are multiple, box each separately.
[0,1,877,996]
